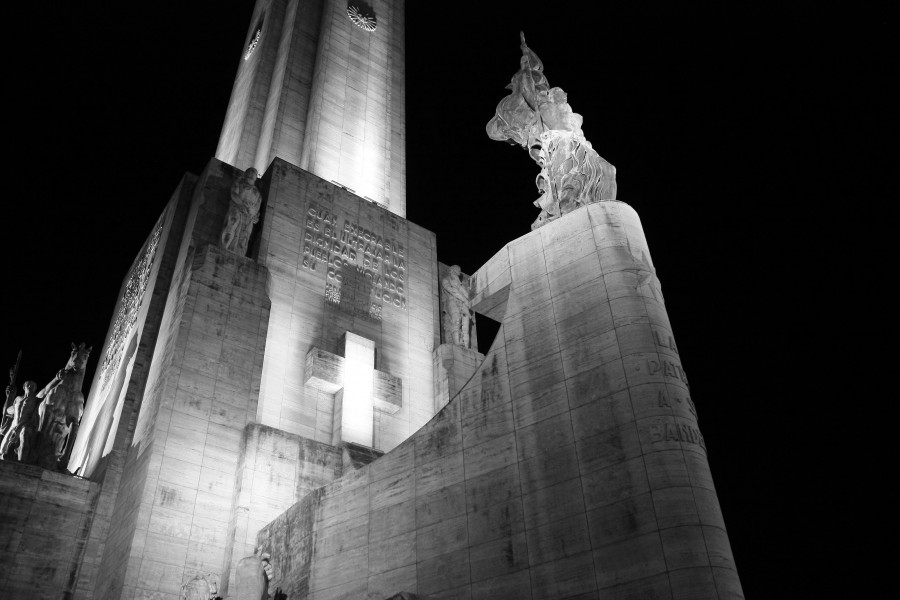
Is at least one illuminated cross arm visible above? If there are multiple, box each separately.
[304,332,401,450]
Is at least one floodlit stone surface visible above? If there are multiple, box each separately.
[258,202,743,599]
[0,461,100,599]
[216,0,407,217]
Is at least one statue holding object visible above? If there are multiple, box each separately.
[0,351,21,442]
[487,32,617,229]
[221,167,263,256]
[0,380,40,463]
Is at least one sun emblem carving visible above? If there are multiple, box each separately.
[347,2,377,32]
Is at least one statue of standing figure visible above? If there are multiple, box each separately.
[0,380,41,463]
[487,32,617,229]
[441,265,474,349]
[37,342,92,470]
[221,167,263,256]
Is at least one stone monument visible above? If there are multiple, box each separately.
[36,342,92,470]
[220,167,262,256]
[0,4,743,599]
[0,380,40,462]
[487,32,618,229]
[440,264,474,348]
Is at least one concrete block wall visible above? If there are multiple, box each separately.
[432,343,483,413]
[256,201,743,599]
[92,243,271,600]
[223,424,342,597]
[255,159,439,453]
[0,462,99,599]
[70,175,198,599]
[301,0,406,215]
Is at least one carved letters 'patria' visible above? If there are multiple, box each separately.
[487,33,618,229]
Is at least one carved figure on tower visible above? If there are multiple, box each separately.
[0,380,40,463]
[37,342,92,470]
[0,351,21,442]
[221,167,262,256]
[441,265,474,349]
[487,32,617,229]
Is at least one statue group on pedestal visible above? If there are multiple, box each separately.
[487,33,617,229]
[220,167,263,256]
[0,342,91,471]
[441,265,475,349]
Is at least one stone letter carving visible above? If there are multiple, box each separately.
[487,32,617,229]
[221,168,263,256]
[441,265,474,348]
[0,380,41,463]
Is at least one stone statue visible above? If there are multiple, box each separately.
[487,32,617,229]
[0,380,41,463]
[235,549,274,600]
[441,265,474,348]
[37,342,92,470]
[0,352,22,441]
[180,573,220,600]
[221,167,263,256]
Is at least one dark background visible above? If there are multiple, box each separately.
[3,2,891,597]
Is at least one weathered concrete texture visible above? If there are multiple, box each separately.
[300,0,407,216]
[224,424,343,597]
[216,0,322,183]
[0,461,99,599]
[255,159,439,453]
[257,202,742,599]
[433,343,483,413]
[89,235,271,600]
[217,0,407,218]
[65,174,198,600]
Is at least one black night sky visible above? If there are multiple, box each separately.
[3,3,891,597]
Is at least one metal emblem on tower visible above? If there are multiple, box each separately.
[347,2,376,31]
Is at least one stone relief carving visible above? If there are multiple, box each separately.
[441,265,474,349]
[99,219,162,389]
[487,32,617,229]
[180,573,220,600]
[0,380,40,463]
[36,342,92,470]
[221,167,262,256]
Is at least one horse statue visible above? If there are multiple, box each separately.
[37,342,92,470]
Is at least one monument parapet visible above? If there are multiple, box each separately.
[255,202,743,598]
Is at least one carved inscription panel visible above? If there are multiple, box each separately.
[301,202,407,315]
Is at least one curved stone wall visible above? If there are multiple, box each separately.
[258,201,743,599]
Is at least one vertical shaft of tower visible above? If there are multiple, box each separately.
[216,0,407,217]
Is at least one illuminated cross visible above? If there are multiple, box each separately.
[304,332,401,450]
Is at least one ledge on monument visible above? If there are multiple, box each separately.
[191,243,271,286]
[0,457,95,491]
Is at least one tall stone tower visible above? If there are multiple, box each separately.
[57,1,430,598]
[0,2,743,599]
[216,0,406,217]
